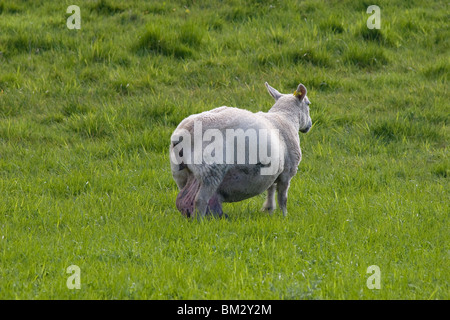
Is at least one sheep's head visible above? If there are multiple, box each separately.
[265,82,312,133]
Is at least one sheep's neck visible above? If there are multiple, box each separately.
[268,105,301,132]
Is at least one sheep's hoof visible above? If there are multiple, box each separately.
[261,206,275,214]
[218,213,229,219]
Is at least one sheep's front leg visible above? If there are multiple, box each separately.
[277,180,290,217]
[262,184,276,214]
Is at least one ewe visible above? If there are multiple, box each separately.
[170,82,312,219]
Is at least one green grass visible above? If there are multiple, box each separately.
[0,0,448,299]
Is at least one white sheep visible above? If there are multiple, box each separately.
[170,82,312,219]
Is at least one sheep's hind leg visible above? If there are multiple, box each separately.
[276,179,290,217]
[194,182,220,220]
[191,165,227,220]
[206,194,227,219]
[176,175,226,219]
[262,184,276,214]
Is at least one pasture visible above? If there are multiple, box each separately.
[0,0,448,299]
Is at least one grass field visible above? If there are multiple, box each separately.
[0,0,448,299]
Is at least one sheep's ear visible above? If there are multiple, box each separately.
[293,84,307,101]
[265,82,282,101]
